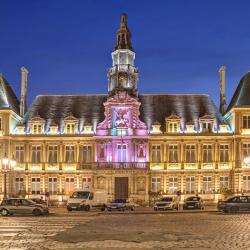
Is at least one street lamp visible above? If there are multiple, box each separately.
[243,156,250,165]
[1,153,16,198]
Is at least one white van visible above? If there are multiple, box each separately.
[67,190,107,211]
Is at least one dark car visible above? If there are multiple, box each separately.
[0,198,49,216]
[30,198,47,206]
[183,196,204,210]
[218,195,250,213]
[106,199,135,211]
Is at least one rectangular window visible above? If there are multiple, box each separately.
[186,145,196,163]
[243,115,250,129]
[242,143,250,160]
[48,177,57,195]
[203,176,212,193]
[82,177,92,190]
[31,177,40,194]
[169,145,178,163]
[186,177,195,194]
[202,122,213,132]
[220,176,229,189]
[81,146,92,163]
[66,123,75,134]
[151,177,161,192]
[168,122,178,133]
[203,144,212,163]
[243,176,250,192]
[65,177,75,194]
[219,145,229,162]
[168,177,178,194]
[15,145,24,163]
[33,124,42,134]
[152,145,161,162]
[117,144,127,162]
[48,145,58,164]
[31,145,41,163]
[65,145,75,163]
[15,177,24,194]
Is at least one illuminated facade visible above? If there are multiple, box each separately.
[0,14,250,203]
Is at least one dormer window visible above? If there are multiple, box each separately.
[33,124,43,134]
[49,123,58,135]
[66,123,75,134]
[202,122,212,132]
[165,113,181,133]
[29,114,45,135]
[199,114,215,133]
[219,121,229,133]
[185,121,195,133]
[16,124,25,135]
[82,123,94,134]
[150,121,162,134]
[169,122,178,133]
[64,113,78,134]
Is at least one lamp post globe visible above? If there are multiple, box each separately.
[243,156,250,165]
[1,154,16,199]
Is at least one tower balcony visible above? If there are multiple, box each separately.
[109,64,137,74]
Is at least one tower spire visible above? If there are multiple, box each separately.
[115,13,134,51]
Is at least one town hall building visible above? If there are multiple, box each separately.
[0,14,250,204]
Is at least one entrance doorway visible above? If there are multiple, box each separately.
[115,177,128,199]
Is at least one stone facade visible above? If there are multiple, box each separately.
[0,14,250,204]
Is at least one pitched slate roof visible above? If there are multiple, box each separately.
[226,71,250,112]
[139,94,222,130]
[23,95,107,126]
[0,75,20,115]
[23,93,222,131]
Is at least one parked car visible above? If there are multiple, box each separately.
[0,198,49,216]
[30,198,47,206]
[218,195,250,213]
[154,196,180,211]
[106,198,135,211]
[183,196,204,210]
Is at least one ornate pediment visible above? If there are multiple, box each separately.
[199,113,215,121]
[64,113,78,123]
[166,112,180,121]
[97,92,147,136]
[29,113,45,124]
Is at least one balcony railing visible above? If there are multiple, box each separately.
[95,162,149,170]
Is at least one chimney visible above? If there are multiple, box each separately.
[20,66,28,117]
[219,65,227,114]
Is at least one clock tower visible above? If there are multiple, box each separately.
[108,13,138,96]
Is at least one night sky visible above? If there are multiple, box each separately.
[1,0,250,107]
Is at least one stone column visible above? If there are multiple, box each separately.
[180,175,184,193]
[163,175,167,193]
[197,174,201,193]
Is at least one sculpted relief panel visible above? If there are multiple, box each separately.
[97,176,106,189]
[137,176,146,191]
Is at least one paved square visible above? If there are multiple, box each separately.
[0,212,250,249]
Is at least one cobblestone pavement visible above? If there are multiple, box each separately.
[0,212,250,250]
[0,215,94,250]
